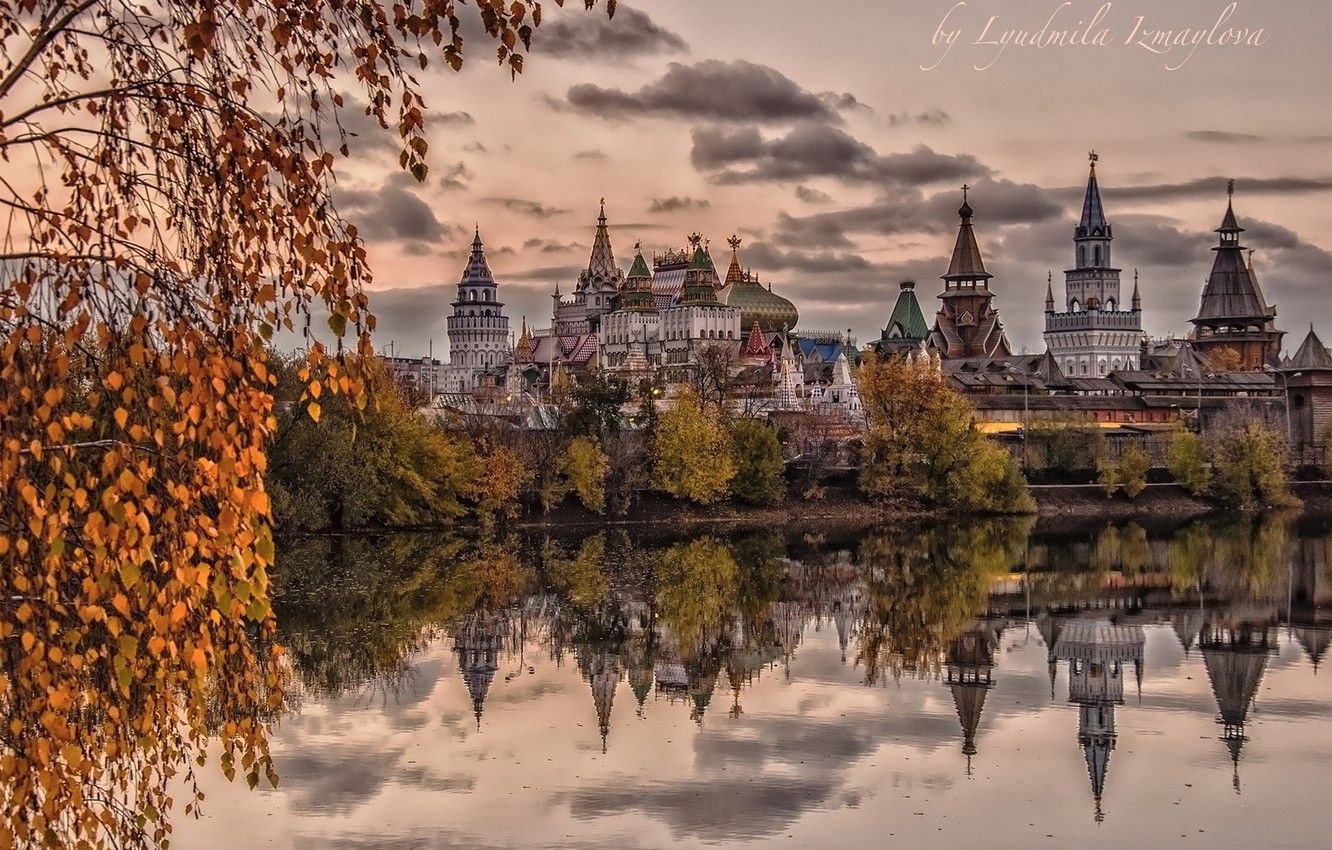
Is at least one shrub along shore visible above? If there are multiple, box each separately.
[266,353,1325,535]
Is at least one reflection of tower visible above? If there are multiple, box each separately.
[582,651,621,753]
[453,611,506,728]
[771,600,807,678]
[1200,620,1277,792]
[1293,626,1330,674]
[1170,609,1205,657]
[944,621,998,775]
[1037,612,1071,699]
[1053,620,1145,823]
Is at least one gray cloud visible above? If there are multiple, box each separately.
[462,141,488,153]
[741,241,874,274]
[818,91,871,111]
[523,238,584,254]
[531,5,686,62]
[336,179,459,243]
[794,185,833,204]
[566,60,842,123]
[775,179,1062,248]
[1101,176,1332,204]
[436,111,475,127]
[647,196,710,213]
[1184,130,1262,143]
[694,123,988,186]
[438,161,472,192]
[479,196,568,219]
[573,148,608,161]
[887,108,951,127]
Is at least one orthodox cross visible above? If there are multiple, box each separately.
[961,183,969,203]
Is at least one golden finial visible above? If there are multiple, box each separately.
[1089,149,1098,164]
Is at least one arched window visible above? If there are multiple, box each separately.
[1070,299,1081,313]
[1093,245,1101,266]
[1105,298,1116,312]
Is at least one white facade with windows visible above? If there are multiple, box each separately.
[443,228,510,393]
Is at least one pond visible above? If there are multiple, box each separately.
[171,515,1330,848]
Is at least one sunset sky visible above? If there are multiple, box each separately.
[331,0,1332,360]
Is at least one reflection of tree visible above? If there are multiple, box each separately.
[655,539,739,663]
[276,535,463,699]
[855,521,1028,685]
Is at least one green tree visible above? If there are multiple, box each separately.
[1118,444,1151,499]
[652,389,736,504]
[1210,419,1295,509]
[729,419,786,505]
[1097,458,1120,496]
[564,436,610,513]
[857,355,1032,512]
[268,356,472,532]
[1167,430,1212,496]
[1028,419,1109,474]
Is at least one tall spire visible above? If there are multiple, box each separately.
[584,198,618,285]
[1078,150,1110,237]
[943,185,992,282]
[1045,271,1055,312]
[1131,270,1141,310]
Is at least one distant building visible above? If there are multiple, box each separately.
[1044,153,1144,377]
[927,187,1012,359]
[384,355,441,400]
[443,228,510,393]
[1189,182,1283,370]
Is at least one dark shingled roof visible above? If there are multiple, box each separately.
[943,198,991,281]
[1285,326,1332,370]
[1194,200,1273,322]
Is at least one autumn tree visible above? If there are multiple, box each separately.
[267,355,472,531]
[1117,444,1151,499]
[0,1,612,847]
[652,388,736,504]
[728,418,785,505]
[563,435,609,514]
[1210,419,1294,509]
[1167,430,1212,496]
[857,354,1032,513]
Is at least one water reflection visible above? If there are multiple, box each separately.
[185,515,1330,847]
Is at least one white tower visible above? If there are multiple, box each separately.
[444,227,510,393]
[1044,153,1144,378]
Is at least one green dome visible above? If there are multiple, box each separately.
[719,278,800,332]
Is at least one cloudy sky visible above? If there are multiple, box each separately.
[331,0,1332,360]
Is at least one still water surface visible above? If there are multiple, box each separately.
[178,516,1330,848]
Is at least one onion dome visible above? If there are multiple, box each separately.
[717,235,800,331]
